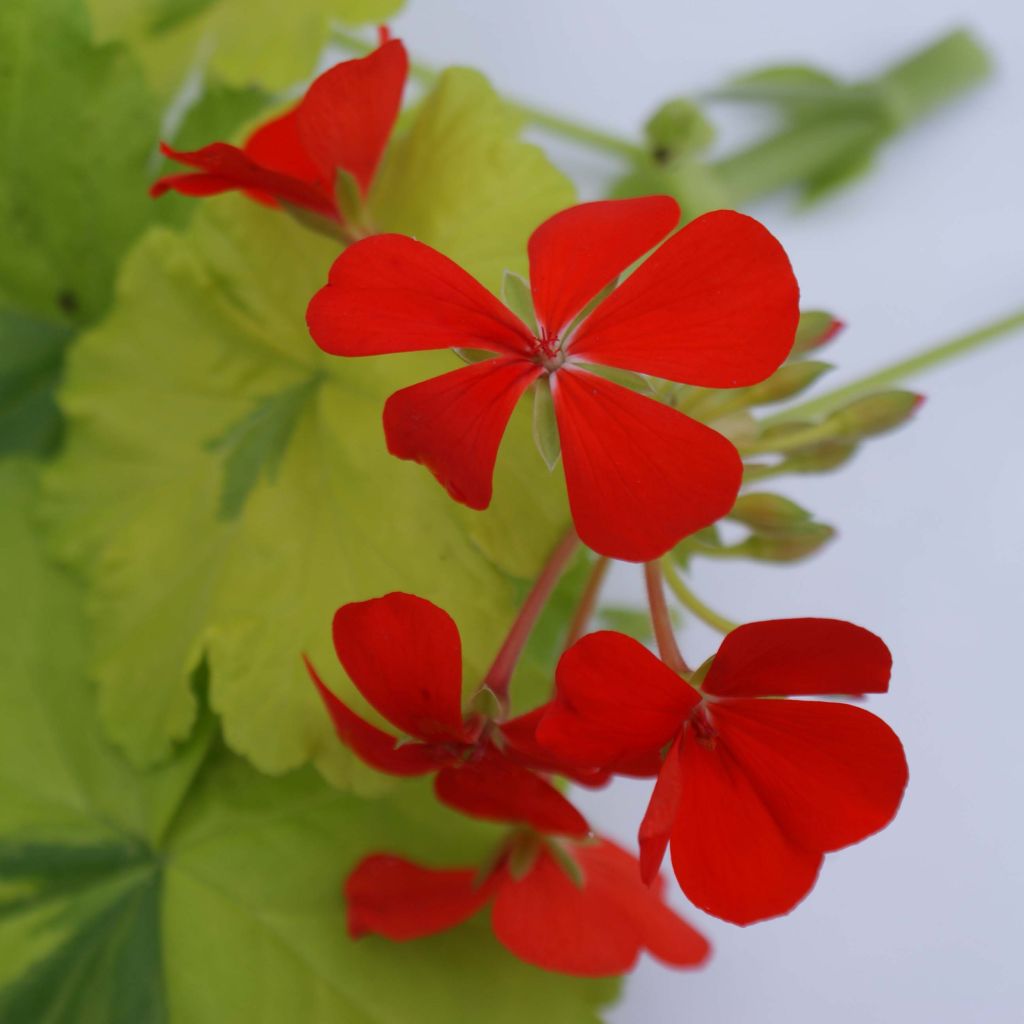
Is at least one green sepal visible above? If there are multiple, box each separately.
[506,834,542,882]
[532,376,561,470]
[782,438,859,474]
[502,270,538,334]
[579,363,654,397]
[826,390,922,438]
[546,839,586,890]
[729,522,835,562]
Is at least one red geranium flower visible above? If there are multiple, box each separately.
[535,619,908,925]
[306,591,590,837]
[306,196,800,561]
[345,834,710,977]
[151,34,407,225]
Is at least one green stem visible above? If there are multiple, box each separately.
[661,559,739,634]
[738,421,837,455]
[331,27,644,159]
[763,308,1024,426]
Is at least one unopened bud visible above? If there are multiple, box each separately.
[743,360,832,406]
[730,493,812,531]
[826,390,924,438]
[783,438,858,473]
[791,310,845,355]
[644,98,715,162]
[735,522,835,562]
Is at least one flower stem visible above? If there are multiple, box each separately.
[480,526,580,705]
[331,27,644,159]
[644,562,690,675]
[660,559,739,635]
[763,308,1024,426]
[565,556,610,648]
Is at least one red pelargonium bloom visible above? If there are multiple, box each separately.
[346,834,710,977]
[536,619,908,925]
[306,591,590,837]
[306,196,800,561]
[150,35,407,222]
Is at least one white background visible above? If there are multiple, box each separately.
[390,3,1023,1021]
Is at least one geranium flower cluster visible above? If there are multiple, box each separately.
[158,35,908,979]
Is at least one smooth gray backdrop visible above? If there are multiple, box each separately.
[390,2,1024,1020]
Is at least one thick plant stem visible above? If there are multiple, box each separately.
[565,556,610,648]
[480,527,580,705]
[644,562,690,675]
[764,308,1024,426]
[661,559,739,635]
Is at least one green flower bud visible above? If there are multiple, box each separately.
[733,521,835,562]
[742,360,832,405]
[644,98,715,162]
[826,390,924,438]
[729,492,812,531]
[791,310,844,355]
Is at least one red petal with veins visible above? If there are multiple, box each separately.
[305,656,437,776]
[538,631,697,767]
[491,847,641,975]
[307,234,536,357]
[434,748,589,837]
[527,197,679,338]
[383,358,541,510]
[345,854,491,940]
[332,593,468,743]
[492,838,707,976]
[576,840,710,969]
[569,210,799,386]
[150,141,335,216]
[638,736,684,884]
[552,368,742,561]
[295,39,408,195]
[703,618,892,697]
[243,107,323,190]
[672,726,822,925]
[709,699,908,852]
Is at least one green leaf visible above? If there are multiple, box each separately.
[206,374,323,519]
[371,67,576,292]
[44,107,574,777]
[0,460,618,1021]
[0,311,71,456]
[0,0,158,327]
[87,0,405,95]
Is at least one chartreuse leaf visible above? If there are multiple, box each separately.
[44,68,574,778]
[87,0,405,95]
[0,460,618,1022]
[371,67,576,292]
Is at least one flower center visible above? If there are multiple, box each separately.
[690,704,718,748]
[532,330,566,372]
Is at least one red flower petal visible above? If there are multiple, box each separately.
[671,728,822,925]
[569,210,799,386]
[709,699,908,852]
[243,107,323,189]
[332,593,468,743]
[383,359,541,510]
[638,736,684,884]
[295,39,408,196]
[552,368,742,561]
[150,141,336,217]
[306,234,536,357]
[703,618,892,698]
[538,631,698,767]
[527,197,679,339]
[305,656,437,776]
[434,749,589,837]
[576,840,710,969]
[491,847,641,976]
[345,854,491,940]
[500,708,612,787]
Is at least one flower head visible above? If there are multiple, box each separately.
[306,196,800,560]
[536,619,908,924]
[306,591,591,837]
[345,834,710,977]
[151,35,407,225]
